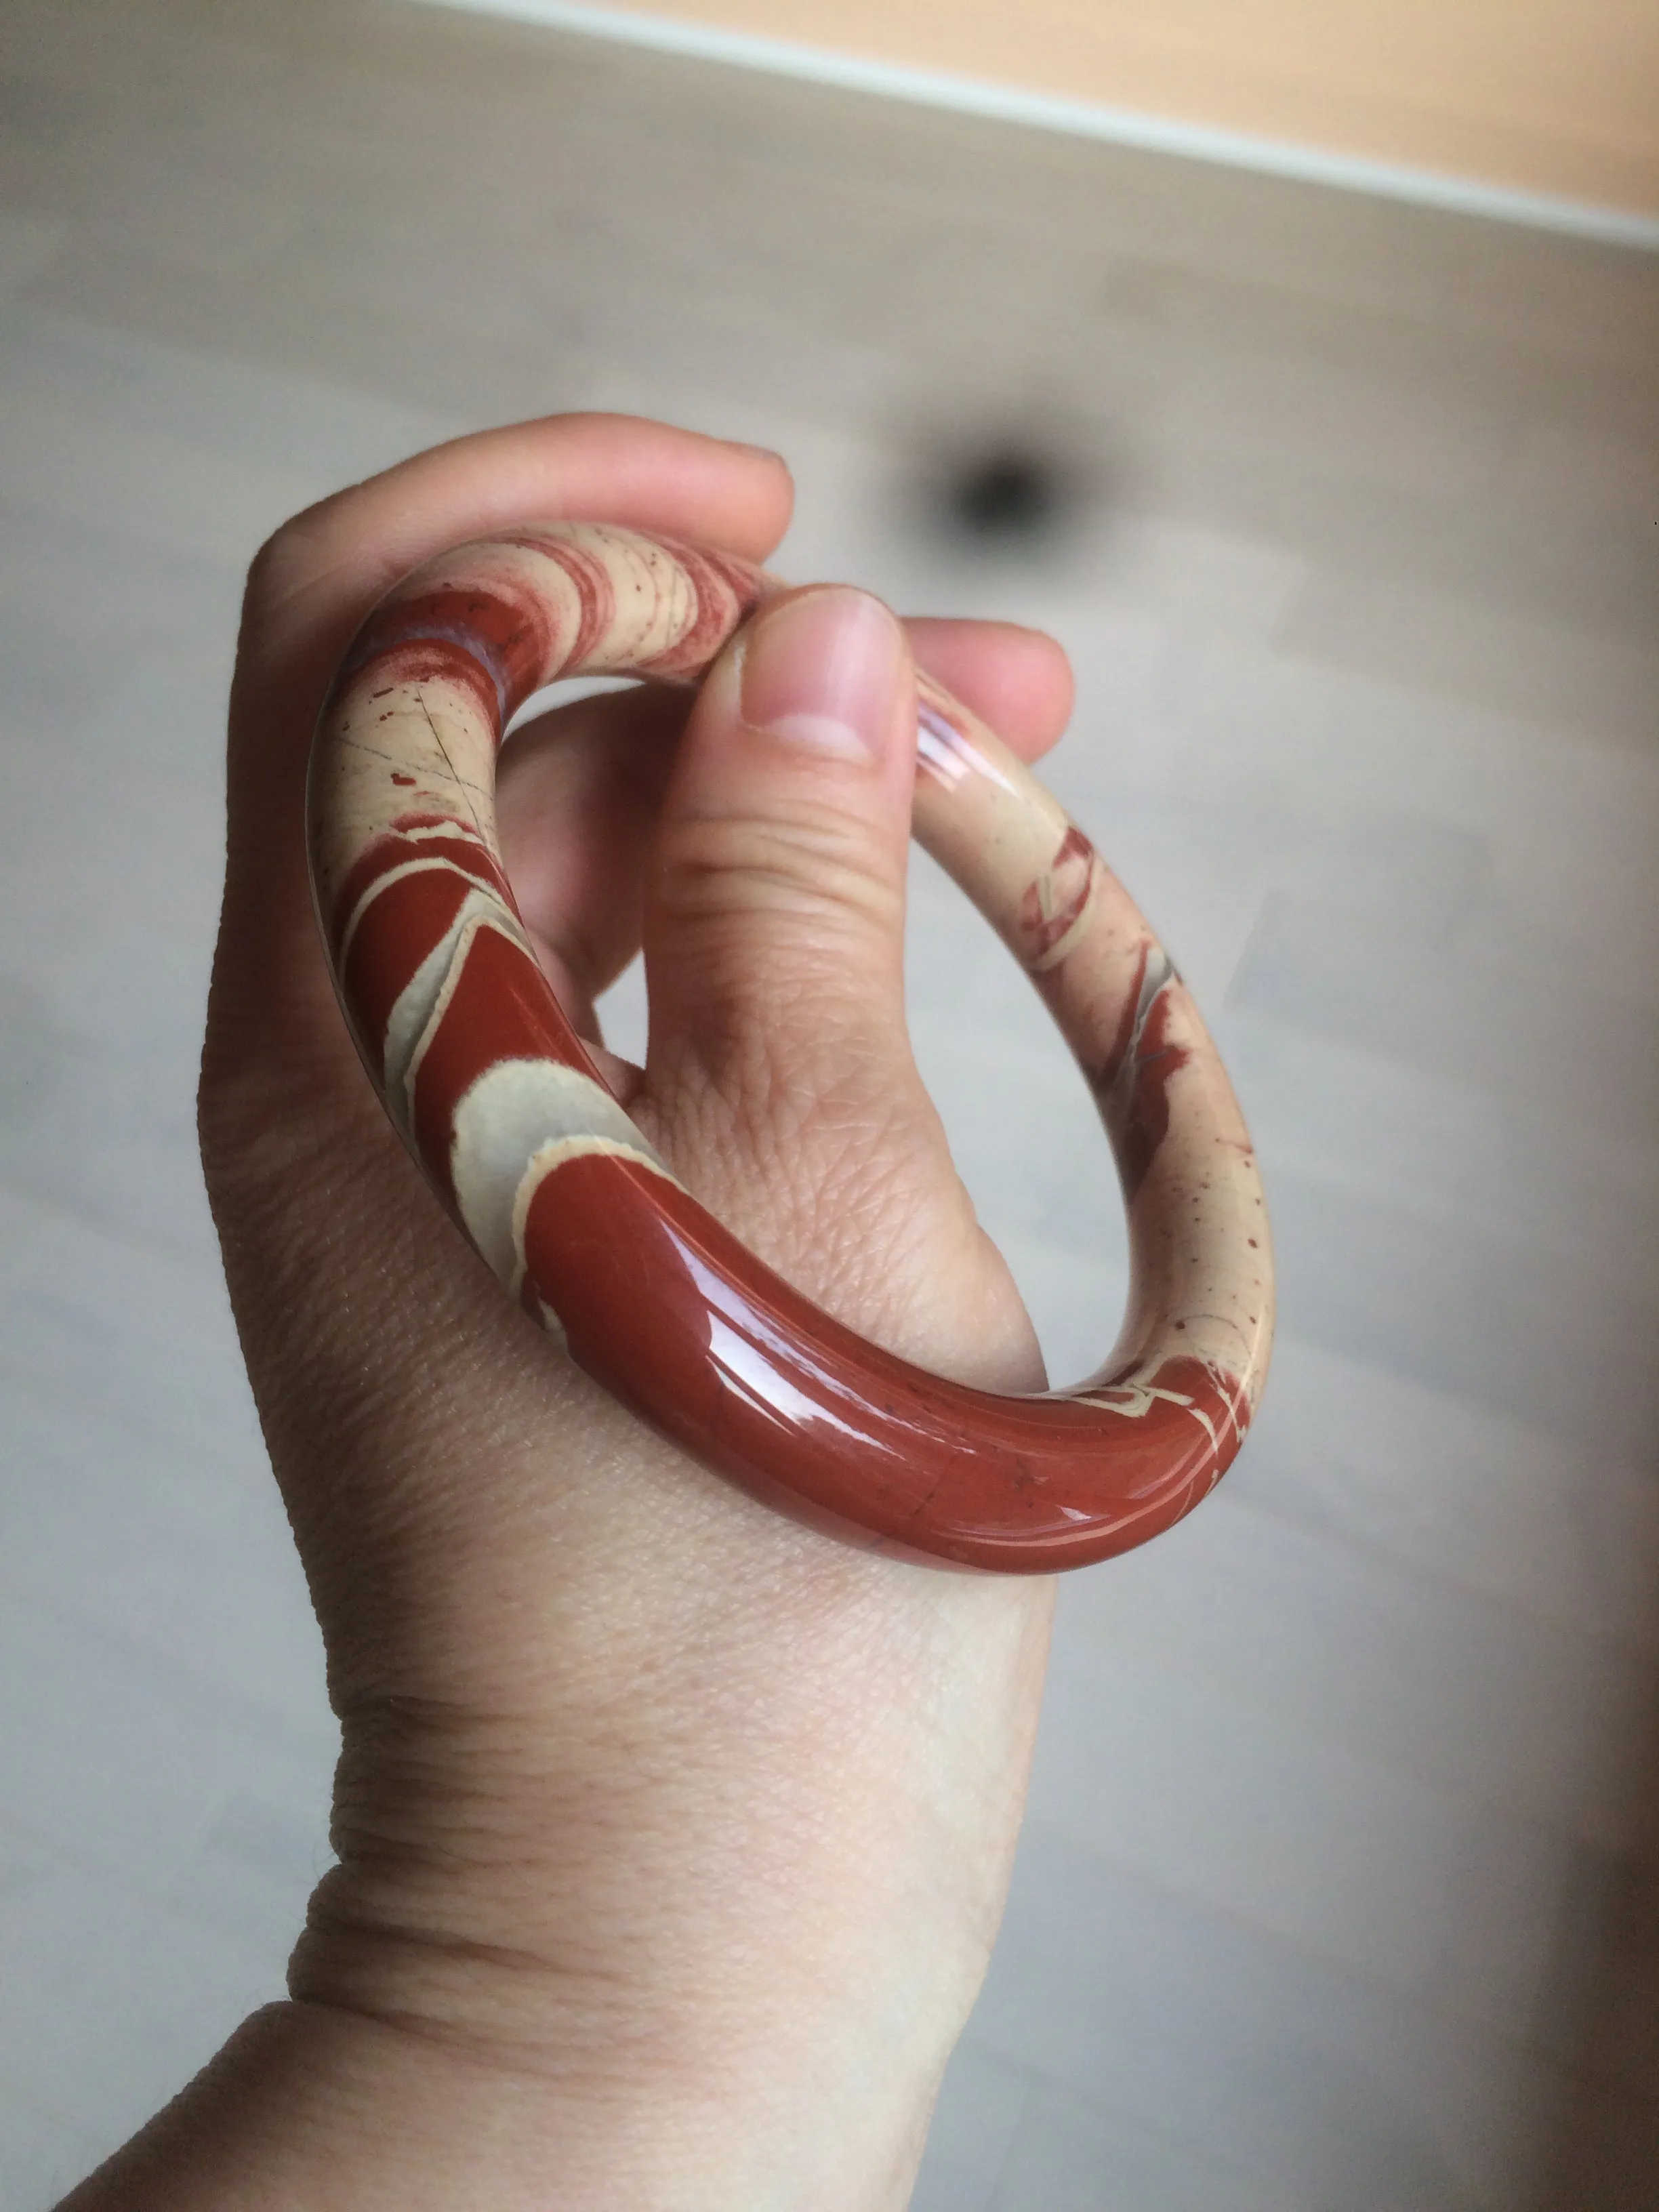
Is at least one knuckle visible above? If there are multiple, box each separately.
[244,508,315,594]
[656,806,902,938]
[241,495,346,621]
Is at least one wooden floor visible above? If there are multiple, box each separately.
[2,1,1658,2205]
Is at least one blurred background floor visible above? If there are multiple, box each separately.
[2,1,1658,2205]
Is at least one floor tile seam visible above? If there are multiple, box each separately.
[1241,1321,1659,1488]
[1253,1150,1659,1278]
[1243,1099,1659,1223]
[968,2030,1316,2211]
[0,1336,254,1457]
[1223,1006,1659,1164]
[1255,1342,1659,1492]
[1276,577,1659,669]
[1202,1481,1659,1673]
[0,1347,258,1451]
[9,258,631,434]
[1010,1813,1603,2074]
[35,188,1574,382]
[3,32,1654,342]
[1160,1441,1659,1645]
[1210,628,1659,756]
[966,2007,1555,2212]
[0,1417,309,1597]
[0,999,216,1081]
[1132,447,1659,578]
[0,2055,111,2146]
[1052,1574,1659,1849]
[1051,1607,1658,1858]
[990,2062,1306,2209]
[3,283,506,429]
[0,998,211,1073]
[0,1795,329,1975]
[945,2044,1041,2210]
[1063,1522,1659,1723]
[1269,623,1659,738]
[1256,1145,1659,1299]
[0,313,451,527]
[0,1568,336,1759]
[0,356,331,491]
[1090,277,1659,398]
[0,490,252,601]
[0,1175,236,1281]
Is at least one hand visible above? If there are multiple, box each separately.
[66,414,1076,2212]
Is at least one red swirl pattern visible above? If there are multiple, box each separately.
[308,523,1273,1571]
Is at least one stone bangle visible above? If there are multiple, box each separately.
[307,523,1273,1572]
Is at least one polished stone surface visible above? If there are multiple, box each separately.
[1,1,1657,2204]
[312,524,1270,1570]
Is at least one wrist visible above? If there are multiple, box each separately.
[62,1982,942,2212]
[64,1588,1039,2212]
[271,1551,1050,2211]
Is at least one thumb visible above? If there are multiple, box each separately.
[642,584,920,1132]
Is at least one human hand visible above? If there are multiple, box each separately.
[67,413,1076,2212]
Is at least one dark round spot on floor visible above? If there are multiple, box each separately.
[945,446,1065,541]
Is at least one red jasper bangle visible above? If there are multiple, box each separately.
[307,523,1273,1572]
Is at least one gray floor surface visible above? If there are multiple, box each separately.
[3,1,1658,2205]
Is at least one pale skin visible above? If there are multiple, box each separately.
[60,414,1078,2212]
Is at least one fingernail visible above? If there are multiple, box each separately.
[739,588,905,760]
[724,438,786,466]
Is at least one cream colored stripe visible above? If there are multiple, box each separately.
[338,849,506,970]
[508,1132,685,1299]
[399,909,535,1133]
[1027,876,1099,975]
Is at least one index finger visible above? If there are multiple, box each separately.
[239,411,793,690]
[220,413,794,951]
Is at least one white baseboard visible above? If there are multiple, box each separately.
[409,0,1659,251]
